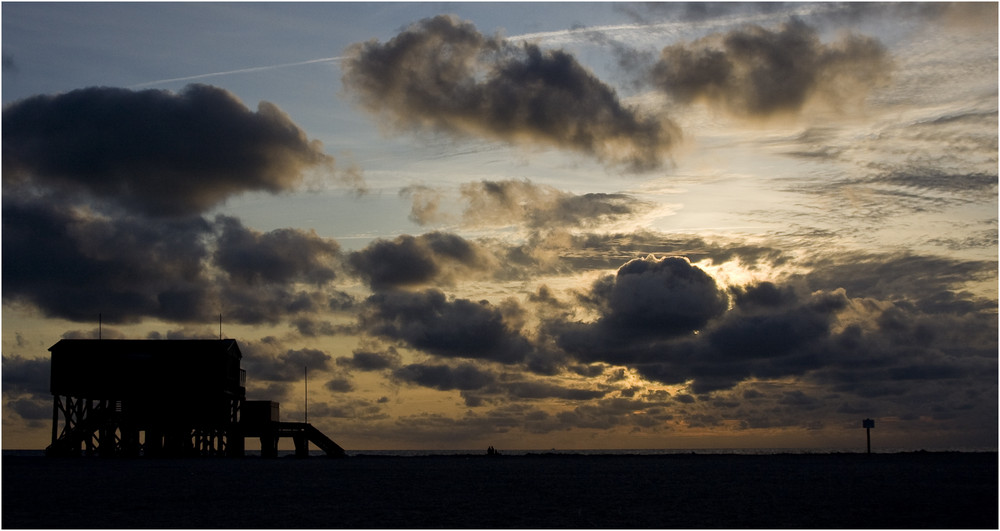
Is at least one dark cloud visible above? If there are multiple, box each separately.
[2,355,53,427]
[499,380,606,401]
[361,289,533,365]
[800,252,997,308]
[568,363,608,378]
[554,397,667,430]
[649,19,891,117]
[555,255,729,364]
[342,15,679,171]
[240,338,332,382]
[2,196,214,323]
[1,84,363,326]
[348,232,491,290]
[540,245,996,405]
[394,362,497,391]
[291,316,355,337]
[867,169,997,196]
[729,281,799,310]
[627,287,847,394]
[214,215,340,286]
[598,256,730,335]
[217,286,329,325]
[2,355,50,396]
[2,200,347,327]
[146,328,218,340]
[324,377,355,393]
[336,346,402,371]
[5,397,51,424]
[3,84,338,217]
[310,398,389,421]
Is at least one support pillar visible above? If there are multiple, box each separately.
[51,397,60,450]
[260,430,278,458]
[294,434,309,458]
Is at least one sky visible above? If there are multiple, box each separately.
[2,2,997,452]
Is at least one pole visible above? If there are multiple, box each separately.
[304,366,308,424]
[866,427,871,454]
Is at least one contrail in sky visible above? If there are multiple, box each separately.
[129,5,826,89]
[129,56,343,88]
[126,20,696,89]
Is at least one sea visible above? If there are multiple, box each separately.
[3,447,996,528]
[4,446,997,457]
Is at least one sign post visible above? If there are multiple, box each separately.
[862,418,875,454]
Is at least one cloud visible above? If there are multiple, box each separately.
[511,230,790,275]
[649,19,891,117]
[310,398,389,421]
[2,355,54,427]
[542,246,996,402]
[290,314,357,337]
[361,289,534,365]
[2,196,214,323]
[2,84,346,217]
[458,179,654,229]
[403,179,656,233]
[2,355,51,396]
[324,377,355,393]
[0,84,370,326]
[799,252,997,308]
[399,185,448,225]
[348,232,492,290]
[342,15,679,171]
[2,185,348,327]
[336,346,402,371]
[240,338,332,382]
[214,215,341,286]
[554,255,729,364]
[393,362,497,391]
[496,380,606,401]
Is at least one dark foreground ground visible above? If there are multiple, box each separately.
[3,452,997,528]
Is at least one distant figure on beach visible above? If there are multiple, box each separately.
[487,446,501,456]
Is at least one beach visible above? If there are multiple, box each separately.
[3,452,996,528]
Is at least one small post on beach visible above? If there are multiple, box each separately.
[862,418,875,454]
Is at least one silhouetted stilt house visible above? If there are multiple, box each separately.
[46,339,345,458]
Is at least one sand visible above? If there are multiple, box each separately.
[3,452,996,528]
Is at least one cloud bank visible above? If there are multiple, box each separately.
[1,85,361,325]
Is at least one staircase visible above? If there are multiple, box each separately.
[273,422,346,458]
[46,404,112,456]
